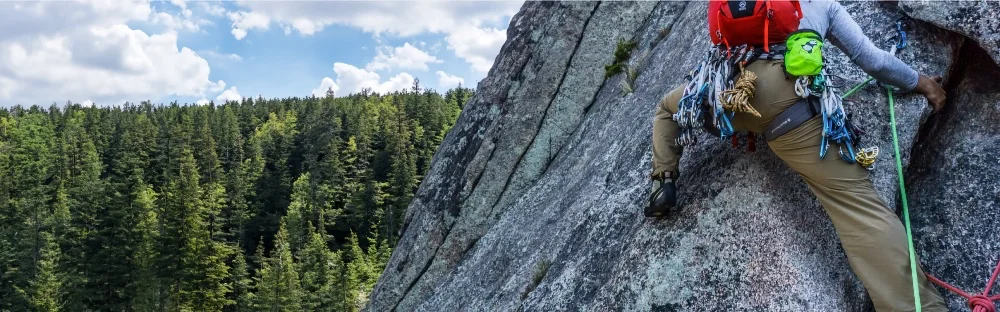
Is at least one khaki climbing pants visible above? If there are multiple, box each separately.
[651,60,947,312]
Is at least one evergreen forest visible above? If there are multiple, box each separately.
[0,81,473,312]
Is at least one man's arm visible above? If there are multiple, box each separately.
[826,3,946,111]
[826,3,918,91]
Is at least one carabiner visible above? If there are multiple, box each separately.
[895,19,908,50]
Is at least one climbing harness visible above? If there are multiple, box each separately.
[841,19,1000,312]
[673,44,783,147]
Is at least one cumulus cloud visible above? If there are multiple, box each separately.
[0,1,222,106]
[227,1,522,72]
[151,11,203,32]
[170,0,186,10]
[230,2,521,36]
[228,11,270,40]
[366,43,441,72]
[216,86,242,103]
[199,2,226,17]
[200,50,242,62]
[436,71,465,89]
[311,77,338,97]
[318,62,414,96]
[446,27,506,73]
[196,98,210,105]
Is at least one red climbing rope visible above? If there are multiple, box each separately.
[926,259,1000,312]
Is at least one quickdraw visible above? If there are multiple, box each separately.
[673,44,772,146]
[795,68,858,163]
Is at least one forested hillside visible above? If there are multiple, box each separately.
[0,82,473,311]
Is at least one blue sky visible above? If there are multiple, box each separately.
[0,0,524,107]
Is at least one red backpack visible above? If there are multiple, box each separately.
[708,0,803,52]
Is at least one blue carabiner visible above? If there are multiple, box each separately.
[895,19,908,50]
[839,141,857,163]
[819,110,831,159]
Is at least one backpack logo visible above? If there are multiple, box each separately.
[728,0,757,18]
[802,40,819,53]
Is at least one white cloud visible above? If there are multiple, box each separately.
[151,11,202,32]
[199,2,226,17]
[210,80,227,93]
[0,1,222,106]
[311,77,338,97]
[81,100,94,107]
[216,86,242,103]
[366,43,441,72]
[231,28,248,40]
[327,62,414,95]
[231,2,522,37]
[196,98,210,105]
[228,11,270,40]
[436,71,465,89]
[227,1,522,71]
[200,50,242,62]
[170,0,186,10]
[446,27,506,73]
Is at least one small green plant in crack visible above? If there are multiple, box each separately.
[521,259,552,300]
[620,49,650,96]
[604,38,638,79]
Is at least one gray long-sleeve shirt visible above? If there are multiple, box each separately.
[799,0,920,91]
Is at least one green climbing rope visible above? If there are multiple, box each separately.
[887,87,923,312]
[842,81,922,312]
[841,76,875,98]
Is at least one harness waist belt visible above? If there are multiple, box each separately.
[764,96,820,141]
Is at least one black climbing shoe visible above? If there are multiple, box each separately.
[645,177,677,218]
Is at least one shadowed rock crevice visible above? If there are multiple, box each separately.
[368,2,1000,311]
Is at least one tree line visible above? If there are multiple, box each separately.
[0,81,473,311]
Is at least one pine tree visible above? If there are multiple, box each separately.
[298,226,341,312]
[248,111,298,256]
[344,231,372,311]
[217,105,252,247]
[57,110,107,311]
[20,232,63,312]
[0,113,58,311]
[193,108,223,185]
[285,173,312,253]
[254,224,302,311]
[158,148,232,311]
[385,98,417,244]
[131,183,161,312]
[227,253,254,312]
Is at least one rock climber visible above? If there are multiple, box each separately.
[646,1,948,311]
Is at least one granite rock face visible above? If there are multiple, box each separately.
[367,2,1000,311]
[909,42,1000,312]
[900,0,1000,65]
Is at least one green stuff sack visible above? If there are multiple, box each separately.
[784,29,824,76]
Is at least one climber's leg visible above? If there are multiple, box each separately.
[651,85,684,178]
[767,118,947,312]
